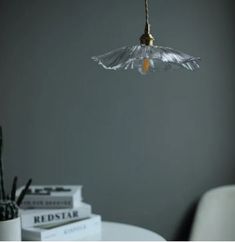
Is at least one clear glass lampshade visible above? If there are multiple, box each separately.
[92,45,200,75]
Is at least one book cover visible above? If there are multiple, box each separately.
[20,203,92,227]
[16,185,82,209]
[22,214,102,241]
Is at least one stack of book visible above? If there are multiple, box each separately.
[16,185,101,241]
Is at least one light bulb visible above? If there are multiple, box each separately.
[138,58,153,75]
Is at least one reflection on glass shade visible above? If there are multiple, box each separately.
[92,45,200,75]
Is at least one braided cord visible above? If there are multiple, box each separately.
[145,0,149,25]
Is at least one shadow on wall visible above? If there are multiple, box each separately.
[173,200,199,241]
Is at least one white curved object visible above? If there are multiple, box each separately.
[83,221,165,241]
[190,185,235,241]
[0,217,21,241]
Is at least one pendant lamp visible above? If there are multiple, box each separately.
[92,0,200,75]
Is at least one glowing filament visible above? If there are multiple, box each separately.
[142,58,151,73]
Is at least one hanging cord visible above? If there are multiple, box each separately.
[145,0,149,26]
[140,0,154,45]
[144,0,150,34]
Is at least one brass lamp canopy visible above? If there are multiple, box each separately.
[140,23,155,46]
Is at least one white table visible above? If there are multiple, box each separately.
[84,221,165,241]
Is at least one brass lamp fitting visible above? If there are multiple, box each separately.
[140,23,155,46]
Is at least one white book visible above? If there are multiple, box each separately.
[16,185,82,209]
[22,214,102,241]
[20,203,92,227]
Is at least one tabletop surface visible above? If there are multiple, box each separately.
[84,221,165,241]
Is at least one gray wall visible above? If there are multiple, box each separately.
[0,0,235,240]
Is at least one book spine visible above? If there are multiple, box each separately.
[19,196,82,209]
[21,204,92,227]
[22,215,102,241]
[43,215,101,241]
